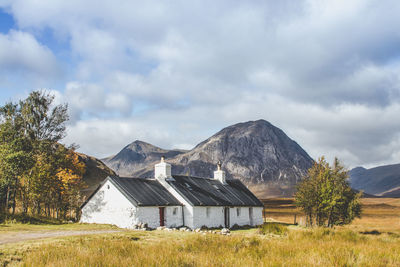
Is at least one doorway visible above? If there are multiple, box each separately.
[159,207,165,226]
[224,207,230,228]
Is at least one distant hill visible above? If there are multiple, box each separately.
[349,164,400,197]
[102,141,187,177]
[102,120,314,198]
[77,153,116,197]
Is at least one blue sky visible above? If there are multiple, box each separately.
[1,0,400,168]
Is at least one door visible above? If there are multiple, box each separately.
[249,207,254,226]
[159,207,165,226]
[224,207,230,228]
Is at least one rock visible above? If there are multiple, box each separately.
[195,228,201,233]
[157,226,166,231]
[185,229,192,232]
[221,228,230,234]
[179,227,187,232]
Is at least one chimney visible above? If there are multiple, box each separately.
[214,161,226,184]
[155,156,172,179]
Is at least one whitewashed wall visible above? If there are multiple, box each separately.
[136,206,183,228]
[164,206,184,228]
[252,207,264,226]
[230,206,263,226]
[80,180,182,229]
[80,180,136,228]
[229,207,249,227]
[192,207,225,229]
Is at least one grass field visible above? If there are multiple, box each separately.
[1,198,399,266]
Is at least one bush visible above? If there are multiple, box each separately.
[257,223,288,236]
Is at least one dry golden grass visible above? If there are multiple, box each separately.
[18,226,400,267]
[1,198,399,266]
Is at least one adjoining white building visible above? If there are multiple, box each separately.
[80,157,264,229]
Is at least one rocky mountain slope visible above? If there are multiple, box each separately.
[349,164,400,197]
[103,120,314,198]
[102,141,186,177]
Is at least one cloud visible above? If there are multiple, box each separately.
[2,1,400,168]
[0,30,58,76]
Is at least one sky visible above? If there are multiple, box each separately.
[0,0,400,169]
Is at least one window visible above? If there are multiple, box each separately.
[236,207,241,217]
[173,207,178,215]
[206,207,211,218]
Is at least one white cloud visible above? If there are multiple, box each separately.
[0,30,58,76]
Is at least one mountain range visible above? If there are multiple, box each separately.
[78,119,400,199]
[102,120,314,198]
[349,164,400,197]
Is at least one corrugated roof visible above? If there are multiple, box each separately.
[108,176,182,206]
[167,175,263,207]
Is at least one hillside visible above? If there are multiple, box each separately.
[102,141,187,177]
[349,164,400,197]
[77,153,116,197]
[103,120,314,198]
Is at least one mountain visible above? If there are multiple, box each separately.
[77,153,116,197]
[349,164,400,197]
[103,120,314,198]
[102,141,187,177]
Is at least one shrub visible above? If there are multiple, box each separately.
[257,223,288,236]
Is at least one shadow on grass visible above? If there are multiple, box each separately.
[2,214,64,225]
[360,230,381,235]
[359,230,400,238]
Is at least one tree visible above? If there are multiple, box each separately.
[295,157,362,227]
[0,90,85,220]
[0,103,34,215]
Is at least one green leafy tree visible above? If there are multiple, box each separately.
[0,103,34,216]
[0,90,85,220]
[295,157,362,227]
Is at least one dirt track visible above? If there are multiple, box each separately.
[0,229,122,245]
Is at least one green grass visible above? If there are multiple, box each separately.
[0,222,117,233]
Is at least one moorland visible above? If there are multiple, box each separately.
[0,198,399,266]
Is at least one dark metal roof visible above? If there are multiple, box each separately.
[109,176,182,206]
[167,175,263,207]
[81,176,182,208]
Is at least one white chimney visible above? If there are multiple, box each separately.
[214,161,226,184]
[155,156,172,179]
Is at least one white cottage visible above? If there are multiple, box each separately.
[80,157,264,229]
[80,176,183,229]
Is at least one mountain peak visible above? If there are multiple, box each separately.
[103,120,314,197]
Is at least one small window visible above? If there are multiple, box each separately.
[107,185,110,189]
[173,207,178,215]
[206,207,211,218]
[236,207,241,217]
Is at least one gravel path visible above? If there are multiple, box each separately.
[0,229,122,245]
